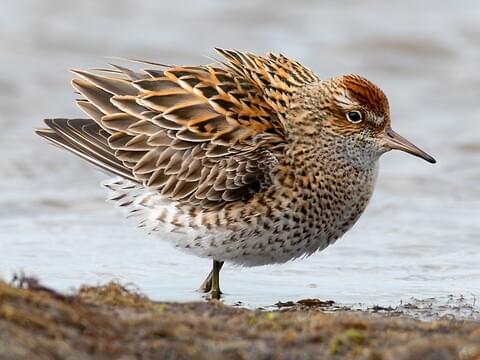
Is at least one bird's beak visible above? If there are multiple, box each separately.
[381,128,436,164]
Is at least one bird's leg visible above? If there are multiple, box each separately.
[199,269,214,293]
[199,260,224,299]
[210,260,223,299]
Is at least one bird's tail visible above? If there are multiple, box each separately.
[35,118,136,181]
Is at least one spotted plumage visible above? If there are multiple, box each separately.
[36,49,435,298]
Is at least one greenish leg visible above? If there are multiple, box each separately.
[199,260,224,299]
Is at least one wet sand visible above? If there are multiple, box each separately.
[1,277,479,360]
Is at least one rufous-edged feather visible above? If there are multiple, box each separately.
[214,48,319,115]
[37,49,318,209]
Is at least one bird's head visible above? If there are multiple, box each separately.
[288,74,435,168]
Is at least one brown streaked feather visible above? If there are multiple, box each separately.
[36,119,136,181]
[101,113,138,133]
[76,100,105,124]
[71,79,118,115]
[215,48,319,115]
[341,74,390,116]
[37,50,310,208]
[110,95,149,119]
[71,69,139,96]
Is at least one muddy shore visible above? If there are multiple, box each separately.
[0,277,479,360]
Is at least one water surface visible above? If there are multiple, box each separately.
[1,0,479,316]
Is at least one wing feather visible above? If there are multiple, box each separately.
[37,50,318,209]
[215,48,319,115]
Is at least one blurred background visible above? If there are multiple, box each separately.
[0,0,479,309]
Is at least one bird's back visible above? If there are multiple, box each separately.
[36,49,320,209]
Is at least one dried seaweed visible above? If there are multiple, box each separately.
[0,276,479,360]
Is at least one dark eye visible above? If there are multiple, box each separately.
[346,111,363,124]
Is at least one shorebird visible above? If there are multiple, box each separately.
[36,49,435,299]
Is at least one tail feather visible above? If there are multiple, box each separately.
[36,118,137,182]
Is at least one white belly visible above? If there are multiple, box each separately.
[103,173,374,267]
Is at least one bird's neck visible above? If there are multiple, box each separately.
[273,137,379,211]
[284,134,377,174]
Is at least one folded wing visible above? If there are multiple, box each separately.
[36,50,318,209]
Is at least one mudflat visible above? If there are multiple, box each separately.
[0,277,479,360]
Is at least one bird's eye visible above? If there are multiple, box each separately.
[346,111,363,124]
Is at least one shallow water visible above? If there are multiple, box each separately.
[1,0,479,316]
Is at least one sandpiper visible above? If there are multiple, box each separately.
[36,49,435,299]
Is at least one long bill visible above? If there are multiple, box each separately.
[382,128,436,164]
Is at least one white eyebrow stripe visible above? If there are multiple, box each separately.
[334,91,354,109]
[334,90,387,126]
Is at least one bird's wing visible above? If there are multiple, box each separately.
[36,54,303,209]
[215,48,319,115]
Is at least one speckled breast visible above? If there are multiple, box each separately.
[201,163,379,266]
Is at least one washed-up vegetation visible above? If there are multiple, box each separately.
[0,277,479,360]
